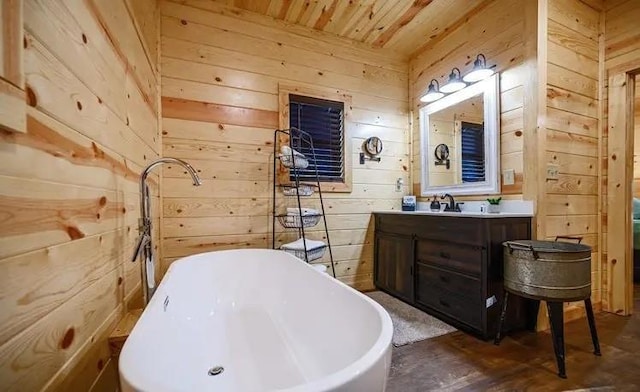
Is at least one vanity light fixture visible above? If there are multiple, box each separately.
[420,79,445,103]
[440,67,466,93]
[463,54,495,83]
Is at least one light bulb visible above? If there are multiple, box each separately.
[440,67,466,93]
[463,54,494,82]
[420,79,445,102]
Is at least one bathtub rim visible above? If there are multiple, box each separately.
[119,248,393,392]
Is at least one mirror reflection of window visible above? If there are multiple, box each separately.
[461,122,485,183]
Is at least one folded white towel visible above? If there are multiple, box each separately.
[281,238,326,251]
[287,207,319,216]
[280,145,305,158]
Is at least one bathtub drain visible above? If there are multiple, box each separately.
[208,366,224,376]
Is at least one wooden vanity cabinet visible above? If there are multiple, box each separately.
[374,213,533,340]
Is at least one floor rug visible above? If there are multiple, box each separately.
[366,290,457,347]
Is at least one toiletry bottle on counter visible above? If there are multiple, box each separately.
[402,196,416,211]
[430,196,441,212]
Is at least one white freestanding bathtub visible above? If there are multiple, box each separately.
[119,249,393,392]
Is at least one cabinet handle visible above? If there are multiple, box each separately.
[439,299,450,308]
[439,275,449,283]
[439,251,450,259]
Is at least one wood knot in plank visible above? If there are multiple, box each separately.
[26,85,37,107]
[546,88,562,99]
[91,142,105,158]
[66,226,85,240]
[60,328,75,349]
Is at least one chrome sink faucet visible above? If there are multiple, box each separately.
[132,158,202,305]
[441,193,461,212]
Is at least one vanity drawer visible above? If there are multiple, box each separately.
[415,239,482,276]
[414,217,484,246]
[415,263,482,327]
[416,262,481,300]
[375,214,420,236]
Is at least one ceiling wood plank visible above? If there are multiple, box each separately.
[266,0,283,18]
[342,1,375,36]
[361,0,410,43]
[385,0,480,53]
[277,0,292,19]
[313,0,339,30]
[337,0,377,36]
[326,0,369,35]
[294,0,313,24]
[317,0,352,33]
[372,0,434,48]
[299,0,325,26]
[285,0,306,22]
[254,0,271,14]
[352,0,397,42]
[409,0,493,59]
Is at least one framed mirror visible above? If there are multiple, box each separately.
[419,73,500,195]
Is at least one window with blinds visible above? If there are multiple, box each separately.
[289,94,345,183]
[460,122,485,183]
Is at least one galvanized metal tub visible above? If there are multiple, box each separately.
[503,239,592,301]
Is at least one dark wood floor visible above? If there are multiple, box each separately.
[388,287,640,391]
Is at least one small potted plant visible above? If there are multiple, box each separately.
[486,197,502,213]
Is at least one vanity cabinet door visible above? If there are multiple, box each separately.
[374,233,414,302]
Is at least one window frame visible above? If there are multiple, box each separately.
[278,84,353,193]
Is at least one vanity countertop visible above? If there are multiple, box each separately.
[374,210,534,218]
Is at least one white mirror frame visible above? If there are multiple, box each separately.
[419,73,500,196]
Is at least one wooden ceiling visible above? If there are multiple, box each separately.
[212,0,489,57]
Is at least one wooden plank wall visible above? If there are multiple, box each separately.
[0,0,159,390]
[635,78,640,197]
[159,0,409,291]
[409,0,528,200]
[601,0,640,312]
[0,0,26,134]
[543,0,602,318]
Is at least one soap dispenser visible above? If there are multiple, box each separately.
[430,196,441,212]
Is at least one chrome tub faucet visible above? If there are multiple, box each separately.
[133,158,202,305]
